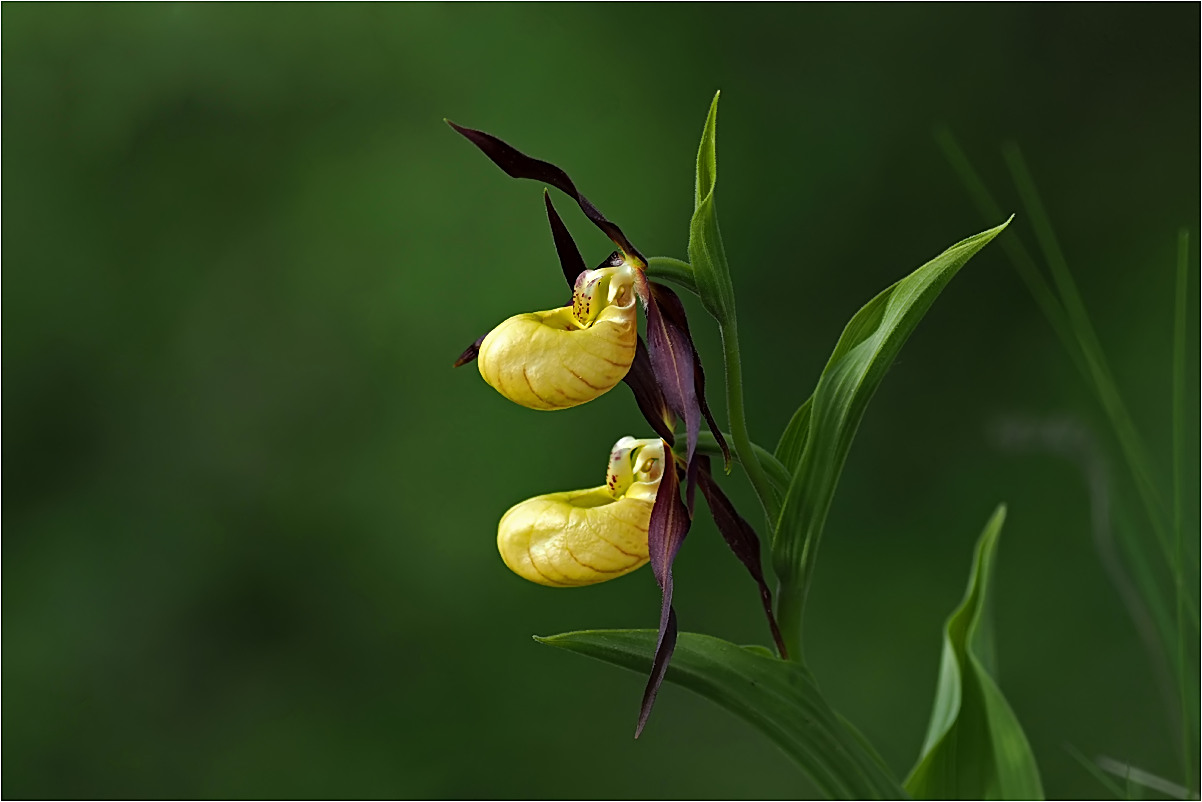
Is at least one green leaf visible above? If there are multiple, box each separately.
[775,396,813,474]
[688,91,736,326]
[904,505,1044,800]
[537,629,905,800]
[772,219,1011,598]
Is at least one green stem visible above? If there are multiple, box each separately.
[720,320,781,524]
[645,256,698,295]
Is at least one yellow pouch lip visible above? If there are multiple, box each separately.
[476,266,639,411]
[497,438,665,587]
[497,486,653,587]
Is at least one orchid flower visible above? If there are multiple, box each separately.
[448,121,784,735]
[447,120,724,468]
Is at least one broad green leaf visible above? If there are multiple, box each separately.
[772,219,1011,594]
[688,91,736,326]
[776,396,813,474]
[905,505,1043,800]
[776,270,907,473]
[538,629,905,800]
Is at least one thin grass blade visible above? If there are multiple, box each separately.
[1002,144,1173,564]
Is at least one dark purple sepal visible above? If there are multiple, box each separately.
[696,456,788,660]
[453,333,487,368]
[543,191,587,291]
[446,120,645,265]
[690,348,731,473]
[649,283,730,469]
[636,455,691,738]
[622,337,677,446]
[645,292,700,510]
[647,280,736,509]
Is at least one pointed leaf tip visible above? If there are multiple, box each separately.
[773,220,1012,591]
[687,96,736,326]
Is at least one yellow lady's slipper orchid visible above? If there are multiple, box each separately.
[449,116,787,736]
[497,436,664,586]
[477,264,638,411]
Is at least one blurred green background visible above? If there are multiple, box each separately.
[4,4,1198,798]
